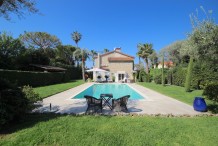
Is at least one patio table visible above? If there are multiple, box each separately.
[100,94,113,110]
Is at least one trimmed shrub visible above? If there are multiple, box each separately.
[167,70,173,85]
[161,56,165,86]
[150,68,168,84]
[0,79,29,128]
[138,70,146,82]
[22,85,40,101]
[154,74,162,84]
[171,66,187,87]
[203,83,218,103]
[137,70,152,82]
[154,74,167,84]
[146,74,151,82]
[22,85,41,110]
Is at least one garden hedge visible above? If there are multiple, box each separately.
[63,66,82,81]
[0,69,74,87]
[150,69,168,84]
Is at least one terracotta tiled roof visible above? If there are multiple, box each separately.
[108,57,134,62]
[158,61,174,67]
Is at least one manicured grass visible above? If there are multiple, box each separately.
[137,82,204,105]
[34,80,84,99]
[0,114,218,146]
[137,82,217,113]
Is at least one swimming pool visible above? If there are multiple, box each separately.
[72,84,144,99]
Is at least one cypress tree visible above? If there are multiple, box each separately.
[185,56,194,92]
[162,54,165,86]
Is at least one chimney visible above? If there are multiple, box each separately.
[114,47,121,52]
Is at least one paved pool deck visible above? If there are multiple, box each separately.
[34,83,202,116]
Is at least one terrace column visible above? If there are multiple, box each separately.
[98,53,101,68]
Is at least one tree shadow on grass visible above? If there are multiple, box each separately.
[0,102,87,135]
[207,103,218,114]
[0,113,65,136]
[0,105,115,136]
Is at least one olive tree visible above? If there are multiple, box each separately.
[181,7,218,92]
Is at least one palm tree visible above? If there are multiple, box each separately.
[73,48,82,67]
[103,48,109,53]
[136,48,142,64]
[90,50,97,67]
[71,31,81,48]
[73,48,90,68]
[71,31,85,81]
[137,43,153,74]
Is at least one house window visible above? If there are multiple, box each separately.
[118,74,125,80]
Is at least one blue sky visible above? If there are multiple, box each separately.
[1,0,218,68]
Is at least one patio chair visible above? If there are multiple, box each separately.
[112,95,130,112]
[84,95,102,114]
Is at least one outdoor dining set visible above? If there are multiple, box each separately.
[84,94,130,114]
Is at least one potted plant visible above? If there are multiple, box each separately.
[112,76,115,82]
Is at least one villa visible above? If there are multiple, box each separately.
[155,61,174,69]
[94,47,135,82]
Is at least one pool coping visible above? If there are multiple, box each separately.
[33,82,204,116]
[69,83,151,101]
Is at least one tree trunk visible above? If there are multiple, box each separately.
[76,43,85,82]
[82,50,85,81]
[145,58,149,74]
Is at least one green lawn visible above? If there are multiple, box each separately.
[1,81,218,145]
[34,80,84,99]
[137,82,217,113]
[0,114,218,146]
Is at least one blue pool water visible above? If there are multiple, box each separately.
[73,84,144,99]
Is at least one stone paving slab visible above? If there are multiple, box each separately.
[34,83,202,116]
